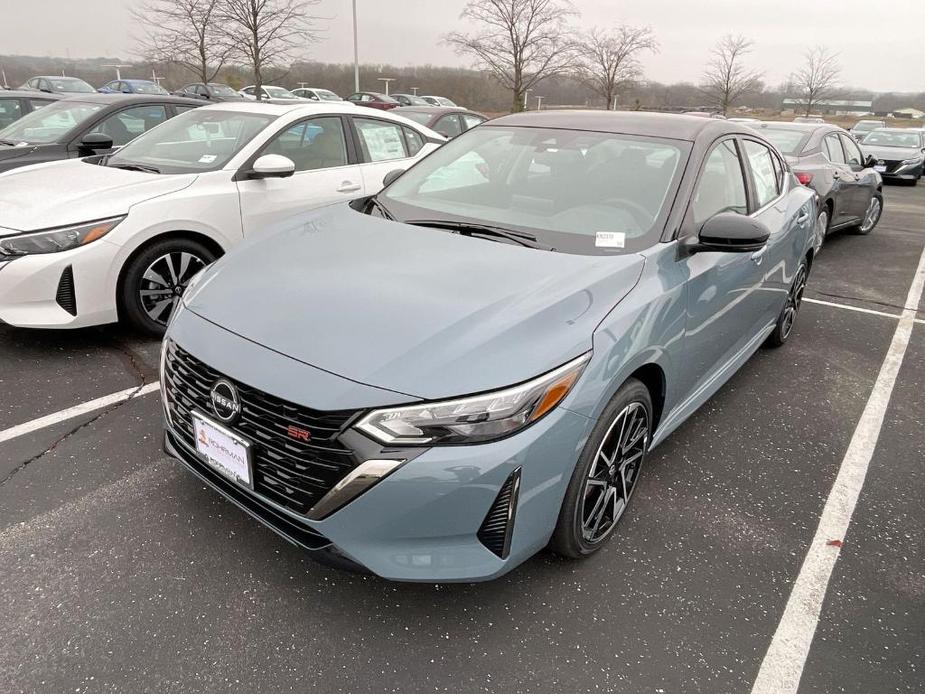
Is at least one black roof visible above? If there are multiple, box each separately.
[0,90,65,100]
[54,93,203,107]
[487,110,748,142]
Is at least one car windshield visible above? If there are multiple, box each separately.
[208,84,238,96]
[854,122,881,131]
[379,125,687,255]
[49,78,95,93]
[317,90,341,101]
[130,82,169,95]
[265,86,298,99]
[862,130,922,148]
[104,109,275,174]
[0,100,103,144]
[760,128,810,155]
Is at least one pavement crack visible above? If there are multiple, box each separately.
[0,381,149,489]
[806,289,924,316]
[108,339,151,385]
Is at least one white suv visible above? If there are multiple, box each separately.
[0,102,443,332]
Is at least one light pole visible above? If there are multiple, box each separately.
[377,77,395,96]
[103,64,130,80]
[0,68,8,89]
[523,88,531,110]
[352,0,360,92]
[536,95,544,110]
[151,70,164,87]
[411,86,419,96]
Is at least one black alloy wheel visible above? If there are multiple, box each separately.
[551,378,652,558]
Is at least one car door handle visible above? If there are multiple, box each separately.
[832,171,840,180]
[796,211,810,226]
[337,182,362,193]
[751,247,767,265]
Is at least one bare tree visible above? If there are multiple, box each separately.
[445,0,579,113]
[133,0,234,84]
[576,25,657,110]
[221,0,321,98]
[700,34,762,116]
[791,46,841,116]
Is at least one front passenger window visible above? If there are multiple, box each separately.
[840,135,863,168]
[262,117,348,172]
[692,140,748,225]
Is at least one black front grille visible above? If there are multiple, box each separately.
[163,339,360,515]
[477,468,521,559]
[55,266,77,315]
[880,159,902,174]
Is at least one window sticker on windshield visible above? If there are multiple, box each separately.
[198,154,217,164]
[595,232,626,248]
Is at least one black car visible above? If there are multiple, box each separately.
[0,90,63,130]
[0,94,202,173]
[392,106,487,138]
[859,128,925,185]
[19,75,96,95]
[756,121,883,249]
[173,82,245,102]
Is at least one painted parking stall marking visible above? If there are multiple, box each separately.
[751,244,925,694]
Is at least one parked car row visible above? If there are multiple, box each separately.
[0,107,832,581]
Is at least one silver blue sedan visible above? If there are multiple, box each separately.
[161,111,816,581]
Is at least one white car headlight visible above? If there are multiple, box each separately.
[356,353,591,446]
[0,216,125,257]
[901,156,924,165]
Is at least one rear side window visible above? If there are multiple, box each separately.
[692,139,748,225]
[462,114,485,130]
[823,134,846,164]
[744,140,780,208]
[403,126,424,156]
[434,114,462,138]
[354,118,407,161]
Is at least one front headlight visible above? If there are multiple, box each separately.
[0,216,125,257]
[901,156,924,165]
[355,353,591,446]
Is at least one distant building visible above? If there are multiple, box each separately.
[893,107,925,119]
[782,98,873,116]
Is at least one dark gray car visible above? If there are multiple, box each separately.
[392,106,487,138]
[173,83,246,103]
[755,122,882,250]
[859,128,925,184]
[0,90,62,129]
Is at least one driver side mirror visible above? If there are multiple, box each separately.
[247,154,295,179]
[863,154,877,169]
[685,212,770,254]
[79,132,114,153]
[382,169,405,187]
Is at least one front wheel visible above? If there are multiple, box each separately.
[766,261,807,348]
[119,238,216,335]
[852,194,882,235]
[550,378,652,559]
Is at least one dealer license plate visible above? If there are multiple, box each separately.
[192,411,253,488]
[874,165,887,173]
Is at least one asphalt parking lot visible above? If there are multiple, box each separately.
[1,186,923,694]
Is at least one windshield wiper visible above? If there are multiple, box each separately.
[107,161,161,174]
[406,219,555,251]
[0,138,20,146]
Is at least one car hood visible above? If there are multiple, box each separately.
[862,144,922,161]
[184,205,645,401]
[0,159,197,231]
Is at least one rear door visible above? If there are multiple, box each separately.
[236,115,363,235]
[349,116,423,195]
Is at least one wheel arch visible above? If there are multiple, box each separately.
[626,363,667,434]
[115,230,226,318]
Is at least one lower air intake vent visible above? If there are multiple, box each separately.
[477,467,521,559]
[55,266,77,316]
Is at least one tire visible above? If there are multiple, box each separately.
[766,260,808,348]
[550,378,652,559]
[119,238,216,335]
[851,193,882,235]
[814,206,830,253]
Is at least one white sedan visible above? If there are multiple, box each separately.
[0,102,444,333]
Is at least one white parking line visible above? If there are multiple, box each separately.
[751,245,925,694]
[0,383,161,446]
[805,296,925,325]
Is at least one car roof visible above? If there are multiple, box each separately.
[54,93,203,106]
[122,79,158,84]
[32,75,90,81]
[0,90,65,100]
[488,110,752,142]
[393,106,480,117]
[197,101,392,117]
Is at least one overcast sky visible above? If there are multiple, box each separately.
[2,0,924,92]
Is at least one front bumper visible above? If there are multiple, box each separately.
[162,311,595,581]
[0,240,121,328]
